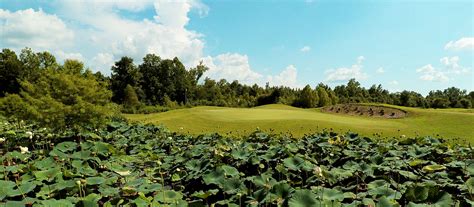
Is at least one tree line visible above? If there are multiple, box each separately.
[107,53,474,110]
[1,48,473,129]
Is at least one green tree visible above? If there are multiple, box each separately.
[316,84,331,107]
[328,89,338,105]
[19,48,41,81]
[295,85,318,108]
[443,87,466,108]
[110,57,141,103]
[0,65,117,131]
[61,59,84,75]
[459,98,472,108]
[431,98,450,108]
[0,49,23,96]
[123,84,140,110]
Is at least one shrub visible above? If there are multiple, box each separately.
[0,68,118,131]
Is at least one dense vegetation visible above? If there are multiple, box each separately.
[1,47,473,206]
[1,120,473,206]
[1,48,473,120]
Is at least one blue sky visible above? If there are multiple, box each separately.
[0,0,473,94]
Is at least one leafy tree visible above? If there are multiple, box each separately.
[37,51,58,70]
[328,89,338,105]
[431,98,450,108]
[399,91,418,107]
[62,59,85,75]
[316,84,331,107]
[443,87,466,108]
[19,48,41,81]
[257,88,282,106]
[0,63,117,131]
[185,61,208,102]
[294,85,318,108]
[123,84,140,110]
[459,98,472,109]
[0,49,23,96]
[110,57,141,103]
[469,91,474,108]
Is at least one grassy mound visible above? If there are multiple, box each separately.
[125,104,474,143]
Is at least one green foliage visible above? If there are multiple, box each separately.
[110,56,141,103]
[0,49,23,96]
[1,120,472,205]
[2,48,473,116]
[0,65,117,131]
[431,98,450,109]
[123,84,140,110]
[316,84,331,107]
[294,85,318,108]
[138,55,190,105]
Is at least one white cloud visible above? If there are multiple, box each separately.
[444,37,474,51]
[52,0,207,68]
[416,56,470,82]
[440,56,470,74]
[416,64,449,82]
[56,51,84,62]
[0,8,74,50]
[300,46,311,52]
[266,65,299,88]
[202,53,263,84]
[0,1,301,88]
[203,54,300,87]
[376,67,385,74]
[388,80,399,85]
[325,56,368,82]
[92,53,115,74]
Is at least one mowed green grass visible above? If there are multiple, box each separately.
[124,104,474,143]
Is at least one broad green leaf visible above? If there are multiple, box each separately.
[322,188,344,201]
[289,189,318,207]
[56,141,78,152]
[34,168,62,182]
[376,196,400,207]
[0,180,16,200]
[81,193,102,207]
[191,189,219,199]
[154,190,183,203]
[284,156,305,171]
[86,177,105,185]
[40,199,75,207]
[137,183,162,194]
[203,168,225,185]
[221,165,239,177]
[222,178,245,194]
[422,164,446,173]
[405,184,429,202]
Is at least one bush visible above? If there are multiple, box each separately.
[0,68,118,131]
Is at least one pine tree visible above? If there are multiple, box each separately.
[124,84,140,109]
[317,86,331,107]
[297,85,318,108]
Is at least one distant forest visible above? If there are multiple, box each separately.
[1,48,473,117]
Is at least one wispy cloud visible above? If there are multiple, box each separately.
[376,67,385,74]
[416,64,449,82]
[444,37,474,51]
[325,56,368,82]
[300,46,311,52]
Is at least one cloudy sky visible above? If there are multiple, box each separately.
[0,0,473,94]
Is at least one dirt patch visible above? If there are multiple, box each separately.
[321,104,407,118]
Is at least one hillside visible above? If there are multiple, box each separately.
[125,104,474,143]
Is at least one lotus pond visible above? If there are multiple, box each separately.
[1,120,473,206]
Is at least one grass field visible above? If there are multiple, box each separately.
[124,104,474,143]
